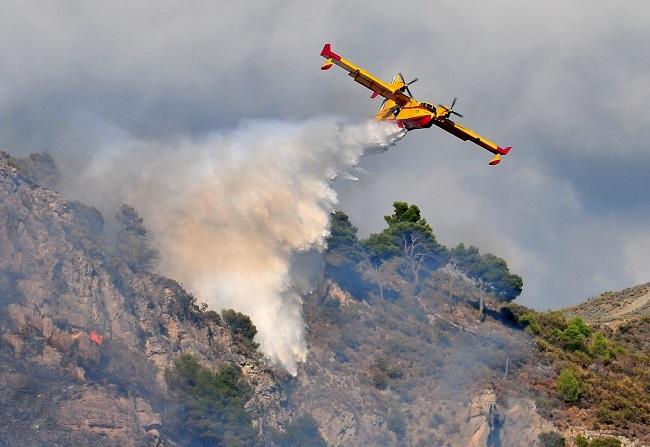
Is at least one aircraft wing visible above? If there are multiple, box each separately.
[320,44,411,106]
[432,117,512,165]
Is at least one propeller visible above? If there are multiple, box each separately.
[404,77,418,98]
[439,97,464,118]
[398,73,418,98]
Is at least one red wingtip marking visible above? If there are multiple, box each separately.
[497,146,512,155]
[320,43,341,61]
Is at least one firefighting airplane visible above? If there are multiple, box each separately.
[320,44,512,165]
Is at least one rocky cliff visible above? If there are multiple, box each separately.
[0,151,289,446]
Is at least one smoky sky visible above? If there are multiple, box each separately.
[1,0,648,308]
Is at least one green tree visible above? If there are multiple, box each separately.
[451,243,522,318]
[114,204,158,272]
[451,243,522,301]
[327,210,360,253]
[165,355,256,447]
[556,368,581,403]
[324,211,375,299]
[222,309,259,350]
[363,202,448,287]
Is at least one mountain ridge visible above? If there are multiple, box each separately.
[0,150,647,446]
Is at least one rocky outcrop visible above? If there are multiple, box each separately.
[0,151,290,445]
[499,398,556,446]
[55,386,161,447]
[464,389,500,447]
[287,275,560,447]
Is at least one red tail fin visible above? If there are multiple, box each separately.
[497,146,512,155]
[320,43,341,61]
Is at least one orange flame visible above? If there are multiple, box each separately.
[89,331,103,345]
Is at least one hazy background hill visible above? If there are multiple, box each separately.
[565,284,650,327]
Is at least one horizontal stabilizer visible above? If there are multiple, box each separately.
[497,146,512,155]
[489,154,502,166]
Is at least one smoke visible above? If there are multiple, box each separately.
[63,118,404,374]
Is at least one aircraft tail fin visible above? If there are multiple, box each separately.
[320,43,341,61]
[489,147,512,165]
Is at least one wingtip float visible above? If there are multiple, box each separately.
[319,43,513,166]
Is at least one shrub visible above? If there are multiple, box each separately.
[275,414,327,447]
[589,332,614,361]
[575,437,622,447]
[370,357,403,389]
[386,410,406,441]
[556,368,581,403]
[538,431,565,447]
[588,437,621,447]
[165,354,256,447]
[569,317,592,337]
[519,312,542,335]
[559,318,591,352]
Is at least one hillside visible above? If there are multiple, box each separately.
[0,151,292,446]
[290,261,550,446]
[282,208,550,446]
[281,209,648,447]
[565,283,650,327]
[0,150,647,447]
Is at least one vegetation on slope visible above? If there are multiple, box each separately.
[327,203,522,307]
[165,355,256,447]
[222,309,259,350]
[283,205,532,445]
[503,304,650,441]
[318,205,647,444]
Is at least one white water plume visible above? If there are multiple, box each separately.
[69,118,405,374]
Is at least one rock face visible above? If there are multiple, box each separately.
[0,151,289,446]
[464,389,500,447]
[287,262,560,447]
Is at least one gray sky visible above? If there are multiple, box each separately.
[1,0,648,308]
